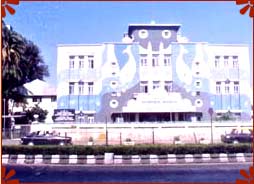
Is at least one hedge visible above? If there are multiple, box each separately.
[2,144,253,155]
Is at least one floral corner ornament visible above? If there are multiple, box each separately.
[2,166,19,184]
[236,0,254,17]
[1,0,19,18]
[236,166,254,184]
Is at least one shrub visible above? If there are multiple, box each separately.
[88,137,93,142]
[2,143,252,155]
[125,138,132,142]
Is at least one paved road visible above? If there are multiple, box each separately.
[4,163,250,182]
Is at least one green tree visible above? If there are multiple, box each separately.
[2,21,49,125]
[2,21,25,96]
[25,105,48,123]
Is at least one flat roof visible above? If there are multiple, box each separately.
[129,23,182,27]
[128,23,182,35]
[171,42,249,46]
[57,43,102,47]
[57,42,140,47]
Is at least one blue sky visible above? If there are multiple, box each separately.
[4,2,253,87]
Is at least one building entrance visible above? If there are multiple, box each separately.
[111,112,202,123]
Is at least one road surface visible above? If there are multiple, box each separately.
[4,163,250,183]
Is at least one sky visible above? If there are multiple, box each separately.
[4,1,253,87]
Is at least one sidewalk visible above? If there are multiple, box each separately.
[2,153,253,165]
[2,139,20,145]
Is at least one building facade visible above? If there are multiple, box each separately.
[56,23,252,123]
[11,79,57,123]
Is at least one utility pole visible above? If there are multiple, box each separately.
[208,107,214,144]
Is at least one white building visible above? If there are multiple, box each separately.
[56,23,252,123]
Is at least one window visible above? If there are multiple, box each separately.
[139,29,148,39]
[88,56,94,69]
[196,82,200,87]
[216,81,221,94]
[78,81,84,94]
[164,81,172,92]
[224,56,229,67]
[88,116,94,123]
[164,54,171,66]
[79,56,84,68]
[110,81,118,88]
[51,96,56,102]
[195,80,201,88]
[88,82,94,95]
[111,92,117,97]
[152,55,159,67]
[32,97,42,102]
[225,84,229,94]
[153,81,160,89]
[195,99,203,107]
[110,100,119,108]
[225,80,230,94]
[215,56,220,68]
[234,81,239,94]
[162,30,171,39]
[69,56,75,69]
[140,54,148,66]
[140,81,148,93]
[69,82,75,95]
[233,56,239,68]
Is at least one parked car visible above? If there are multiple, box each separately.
[221,128,253,144]
[20,131,72,146]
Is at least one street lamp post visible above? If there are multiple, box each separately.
[208,107,214,144]
[105,117,108,146]
[3,98,6,138]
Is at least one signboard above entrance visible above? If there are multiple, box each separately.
[52,109,75,122]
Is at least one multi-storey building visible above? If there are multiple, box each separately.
[56,23,252,123]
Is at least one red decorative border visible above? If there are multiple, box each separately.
[236,0,254,17]
[2,166,20,184]
[1,1,253,184]
[1,0,19,18]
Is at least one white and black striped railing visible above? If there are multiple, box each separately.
[2,153,252,165]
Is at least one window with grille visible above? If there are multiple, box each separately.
[164,54,171,66]
[140,54,148,66]
[140,81,148,93]
[69,56,75,69]
[233,56,239,68]
[79,56,84,68]
[164,81,172,92]
[152,55,159,67]
[88,56,94,69]
[88,82,94,95]
[216,81,221,94]
[224,56,229,67]
[225,80,230,94]
[234,81,239,94]
[78,81,84,94]
[69,82,75,95]
[215,56,220,68]
[153,81,160,89]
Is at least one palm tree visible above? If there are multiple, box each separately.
[2,21,49,100]
[2,22,25,81]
